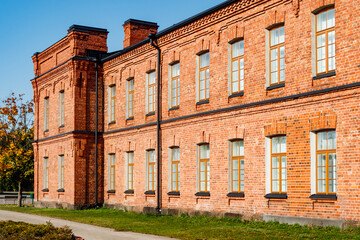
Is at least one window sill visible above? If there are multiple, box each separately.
[195,192,210,197]
[108,121,116,125]
[43,130,49,133]
[264,193,287,199]
[267,82,285,91]
[59,125,65,129]
[126,117,134,121]
[168,191,180,196]
[227,192,245,198]
[169,106,180,111]
[41,189,49,192]
[124,190,134,194]
[313,71,336,80]
[145,191,155,195]
[229,92,244,99]
[196,99,209,106]
[146,112,155,117]
[107,190,116,194]
[57,189,65,193]
[310,194,337,200]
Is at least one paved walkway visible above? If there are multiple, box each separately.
[0,210,175,240]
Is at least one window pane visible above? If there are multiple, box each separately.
[272,157,279,169]
[271,72,278,84]
[233,159,238,170]
[317,132,327,150]
[240,169,244,181]
[328,44,335,58]
[239,41,244,56]
[317,60,326,73]
[329,179,337,193]
[317,154,326,167]
[200,182,205,191]
[280,46,285,58]
[317,166,326,179]
[279,27,285,43]
[233,170,238,180]
[327,9,335,28]
[200,70,205,81]
[280,58,285,71]
[329,153,337,166]
[317,12,327,32]
[232,42,239,58]
[232,60,238,71]
[280,70,285,82]
[272,169,279,180]
[232,141,240,156]
[328,131,336,149]
[318,180,326,192]
[232,81,239,93]
[233,180,239,192]
[272,137,280,153]
[281,156,287,168]
[328,31,335,44]
[271,49,278,61]
[240,159,244,170]
[205,53,209,66]
[328,164,337,179]
[280,136,286,153]
[281,180,287,192]
[172,148,179,161]
[317,34,326,48]
[271,60,278,72]
[200,90,205,100]
[317,47,326,60]
[270,29,278,46]
[272,181,279,192]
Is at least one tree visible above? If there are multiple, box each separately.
[0,93,34,207]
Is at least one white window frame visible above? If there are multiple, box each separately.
[125,151,134,191]
[168,62,180,109]
[168,147,180,192]
[195,51,210,103]
[126,78,134,119]
[228,39,245,95]
[43,157,49,189]
[197,143,210,193]
[145,71,156,114]
[108,154,116,191]
[108,85,116,123]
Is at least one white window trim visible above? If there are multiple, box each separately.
[168,64,180,109]
[58,91,64,127]
[311,13,317,77]
[108,154,115,191]
[310,132,317,194]
[265,29,270,88]
[145,71,156,114]
[227,44,232,95]
[108,85,115,123]
[125,79,134,119]
[265,137,271,194]
[195,56,200,103]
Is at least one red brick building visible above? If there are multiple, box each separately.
[31,0,360,226]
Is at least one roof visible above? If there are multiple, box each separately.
[101,0,238,63]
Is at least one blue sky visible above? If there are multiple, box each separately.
[0,0,223,101]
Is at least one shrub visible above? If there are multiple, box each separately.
[0,221,75,240]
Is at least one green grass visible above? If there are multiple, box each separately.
[0,206,359,240]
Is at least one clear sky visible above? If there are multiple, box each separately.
[0,0,223,101]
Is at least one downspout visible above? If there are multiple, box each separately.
[94,60,99,208]
[149,33,162,214]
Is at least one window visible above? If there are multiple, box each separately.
[170,147,180,192]
[58,155,64,189]
[147,150,155,191]
[43,157,49,189]
[230,141,244,193]
[269,26,285,85]
[199,144,210,192]
[199,52,210,101]
[127,152,134,191]
[109,85,116,123]
[44,97,49,131]
[109,154,115,191]
[316,8,335,75]
[170,63,180,108]
[230,41,244,94]
[59,91,64,127]
[271,136,287,193]
[127,79,134,118]
[147,72,156,114]
[316,131,336,194]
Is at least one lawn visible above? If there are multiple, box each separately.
[0,206,359,240]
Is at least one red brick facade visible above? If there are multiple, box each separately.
[32,0,360,226]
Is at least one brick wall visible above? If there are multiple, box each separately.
[32,0,360,225]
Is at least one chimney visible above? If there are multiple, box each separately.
[123,19,159,48]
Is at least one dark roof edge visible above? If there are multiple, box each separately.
[101,0,238,63]
[123,19,159,27]
[68,24,109,33]
[32,35,68,57]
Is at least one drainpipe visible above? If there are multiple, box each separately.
[149,33,162,214]
[94,60,99,208]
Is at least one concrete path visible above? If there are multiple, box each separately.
[0,210,176,240]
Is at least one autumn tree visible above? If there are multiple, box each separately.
[0,93,34,207]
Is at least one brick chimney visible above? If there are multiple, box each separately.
[123,19,159,48]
